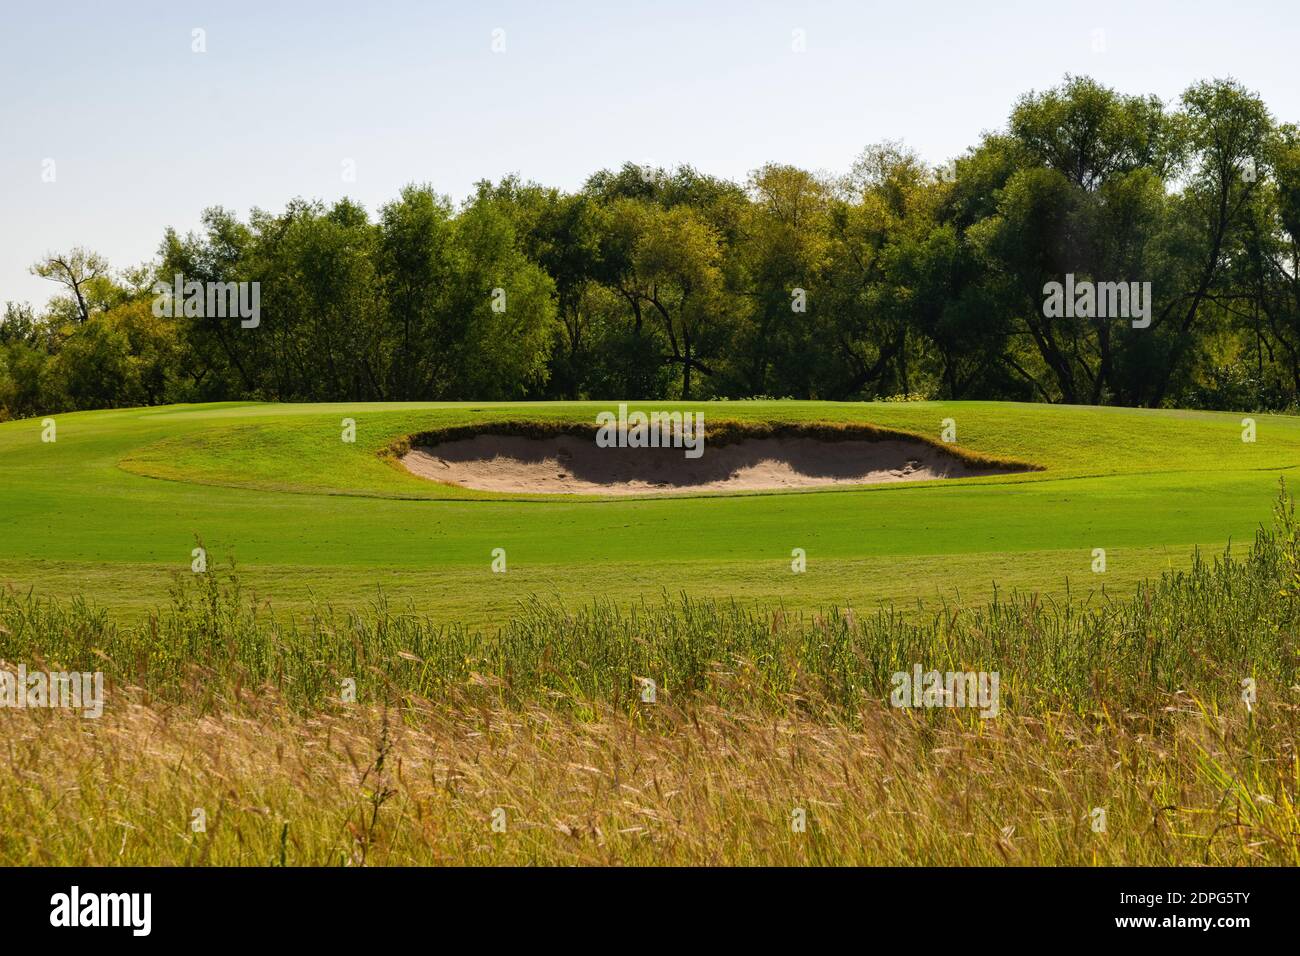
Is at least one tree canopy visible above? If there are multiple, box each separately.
[4,75,1299,420]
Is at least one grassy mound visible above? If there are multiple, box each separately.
[0,400,1294,618]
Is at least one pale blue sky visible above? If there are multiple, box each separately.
[3,0,1297,308]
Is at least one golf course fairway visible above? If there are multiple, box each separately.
[1,400,1293,623]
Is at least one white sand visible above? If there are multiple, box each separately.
[400,434,1013,495]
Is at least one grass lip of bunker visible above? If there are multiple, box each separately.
[391,419,1041,496]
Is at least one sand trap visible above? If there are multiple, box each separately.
[400,434,1018,495]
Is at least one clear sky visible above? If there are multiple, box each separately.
[3,0,1297,309]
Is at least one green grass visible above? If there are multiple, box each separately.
[6,514,1294,716]
[1,400,1295,619]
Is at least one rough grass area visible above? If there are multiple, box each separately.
[1,487,1297,865]
[5,691,1292,866]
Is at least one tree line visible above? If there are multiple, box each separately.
[3,74,1298,420]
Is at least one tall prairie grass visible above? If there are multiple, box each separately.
[1,487,1297,865]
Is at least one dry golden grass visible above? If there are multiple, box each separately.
[5,486,1300,865]
[2,683,1294,866]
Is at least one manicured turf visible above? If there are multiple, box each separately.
[1,400,1294,621]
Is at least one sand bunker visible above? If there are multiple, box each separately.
[400,433,1020,495]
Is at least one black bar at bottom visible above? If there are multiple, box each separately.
[0,866,1283,941]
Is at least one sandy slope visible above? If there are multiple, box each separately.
[401,434,1015,495]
